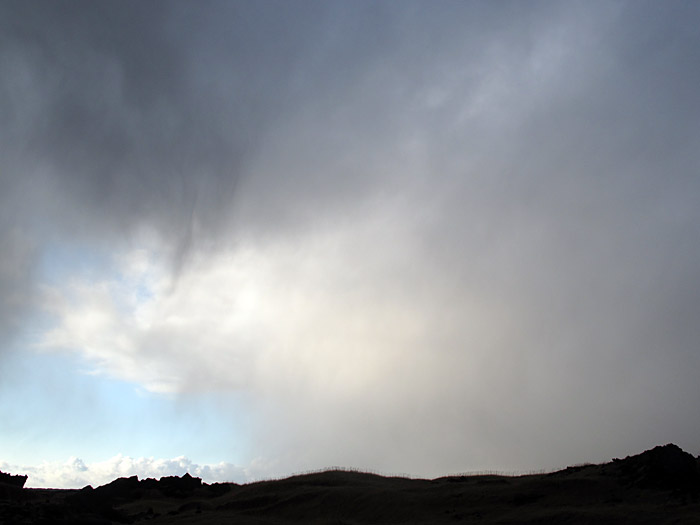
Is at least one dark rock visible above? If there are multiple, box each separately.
[0,470,28,488]
[158,472,202,497]
[0,471,28,501]
[139,477,160,490]
[612,443,699,490]
[93,475,141,499]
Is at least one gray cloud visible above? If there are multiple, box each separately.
[0,0,327,339]
[1,0,699,476]
[2,1,252,236]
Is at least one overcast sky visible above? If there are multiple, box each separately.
[1,0,699,488]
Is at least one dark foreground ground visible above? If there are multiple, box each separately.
[2,444,700,524]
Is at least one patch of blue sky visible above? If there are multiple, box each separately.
[37,240,156,313]
[0,340,250,468]
[123,276,154,304]
[13,242,248,468]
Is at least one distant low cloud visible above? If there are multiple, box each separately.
[1,454,247,489]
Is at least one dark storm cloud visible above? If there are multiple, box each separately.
[0,0,435,285]
[0,0,510,336]
[0,0,332,339]
[3,0,697,251]
[2,0,304,235]
[0,0,574,239]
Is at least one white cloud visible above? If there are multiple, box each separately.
[35,200,516,476]
[34,164,700,479]
[1,454,247,489]
[39,198,476,399]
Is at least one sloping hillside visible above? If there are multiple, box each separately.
[2,444,699,524]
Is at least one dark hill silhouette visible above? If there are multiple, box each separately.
[0,471,28,503]
[1,444,699,524]
[609,443,699,490]
[0,471,27,488]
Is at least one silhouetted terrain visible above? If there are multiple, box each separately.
[2,444,699,524]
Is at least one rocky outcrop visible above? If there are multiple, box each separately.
[79,472,207,501]
[0,470,27,488]
[611,443,699,490]
[93,474,141,499]
[0,470,28,500]
[158,472,202,497]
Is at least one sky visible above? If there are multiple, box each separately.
[1,0,699,489]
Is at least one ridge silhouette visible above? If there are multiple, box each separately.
[1,444,699,523]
